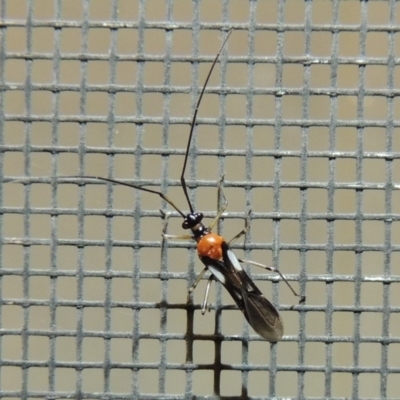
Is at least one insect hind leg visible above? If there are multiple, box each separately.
[227,211,305,304]
[238,258,306,304]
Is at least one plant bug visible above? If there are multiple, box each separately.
[67,30,305,342]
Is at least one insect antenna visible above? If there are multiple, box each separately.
[67,176,186,219]
[65,30,233,219]
[180,29,233,213]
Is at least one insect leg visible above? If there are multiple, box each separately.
[188,268,213,313]
[237,258,306,303]
[228,209,251,245]
[188,267,208,294]
[163,234,193,240]
[208,175,228,231]
[160,209,193,240]
[200,275,214,314]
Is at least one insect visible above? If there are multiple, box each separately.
[69,30,304,342]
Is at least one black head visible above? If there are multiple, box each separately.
[182,212,204,230]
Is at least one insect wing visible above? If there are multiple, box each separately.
[222,243,283,342]
[241,288,283,342]
[201,242,283,342]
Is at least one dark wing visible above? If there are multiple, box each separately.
[241,289,283,342]
[200,242,283,342]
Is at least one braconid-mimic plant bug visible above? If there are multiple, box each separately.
[67,30,305,342]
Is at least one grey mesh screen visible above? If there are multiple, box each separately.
[1,0,399,399]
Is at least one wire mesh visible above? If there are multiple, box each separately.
[1,0,400,399]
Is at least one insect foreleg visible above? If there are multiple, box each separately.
[160,209,193,240]
[163,234,193,240]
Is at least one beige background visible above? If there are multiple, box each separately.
[1,0,400,398]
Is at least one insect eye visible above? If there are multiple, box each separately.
[195,212,203,223]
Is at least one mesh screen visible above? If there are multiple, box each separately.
[1,0,400,398]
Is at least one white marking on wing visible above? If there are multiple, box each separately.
[227,249,243,272]
[207,265,226,285]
